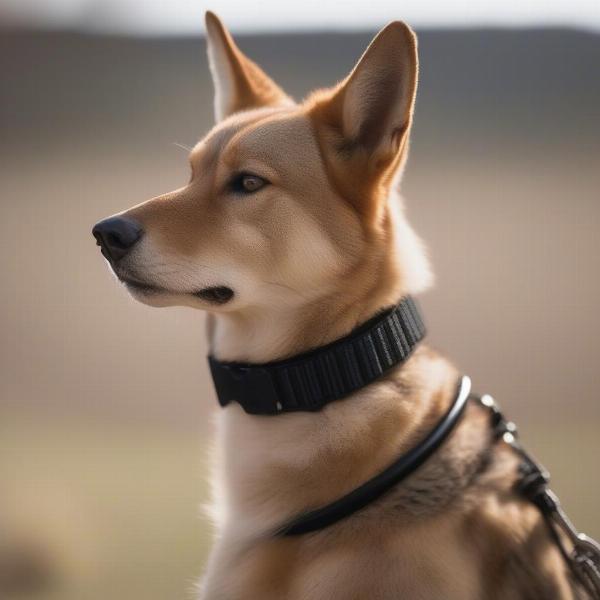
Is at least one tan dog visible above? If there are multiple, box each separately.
[93,12,579,599]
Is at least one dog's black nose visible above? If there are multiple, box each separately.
[92,217,144,262]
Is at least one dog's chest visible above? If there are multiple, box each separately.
[200,512,484,600]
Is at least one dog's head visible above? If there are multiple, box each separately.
[93,12,431,318]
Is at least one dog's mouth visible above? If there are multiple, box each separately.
[119,274,234,305]
[192,286,234,304]
[120,276,163,295]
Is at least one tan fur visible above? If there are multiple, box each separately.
[96,13,577,599]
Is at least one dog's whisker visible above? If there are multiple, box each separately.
[260,279,310,300]
[172,142,193,153]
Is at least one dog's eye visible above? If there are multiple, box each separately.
[231,173,268,194]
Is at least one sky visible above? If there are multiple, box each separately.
[1,0,600,34]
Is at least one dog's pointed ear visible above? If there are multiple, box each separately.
[339,21,418,162]
[205,11,293,122]
[310,22,418,215]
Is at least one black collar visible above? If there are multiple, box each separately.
[208,296,426,415]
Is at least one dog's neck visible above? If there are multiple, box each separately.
[205,342,466,543]
[199,200,470,549]
[201,193,445,539]
[207,287,400,364]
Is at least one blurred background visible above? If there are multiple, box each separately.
[1,1,599,599]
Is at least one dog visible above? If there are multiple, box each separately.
[93,12,582,599]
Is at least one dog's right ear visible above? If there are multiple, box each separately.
[205,11,293,122]
[309,22,418,220]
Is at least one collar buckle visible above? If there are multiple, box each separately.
[209,359,281,415]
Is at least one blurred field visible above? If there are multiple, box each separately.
[1,411,211,600]
[1,26,599,599]
[1,413,598,600]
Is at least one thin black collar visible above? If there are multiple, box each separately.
[208,296,426,415]
[277,375,472,536]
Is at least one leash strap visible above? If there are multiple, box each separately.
[209,296,425,415]
[277,375,472,536]
[476,394,600,599]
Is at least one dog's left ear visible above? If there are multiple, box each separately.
[310,22,418,216]
[205,11,293,122]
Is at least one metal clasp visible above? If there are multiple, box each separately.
[547,490,600,598]
[477,392,600,598]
